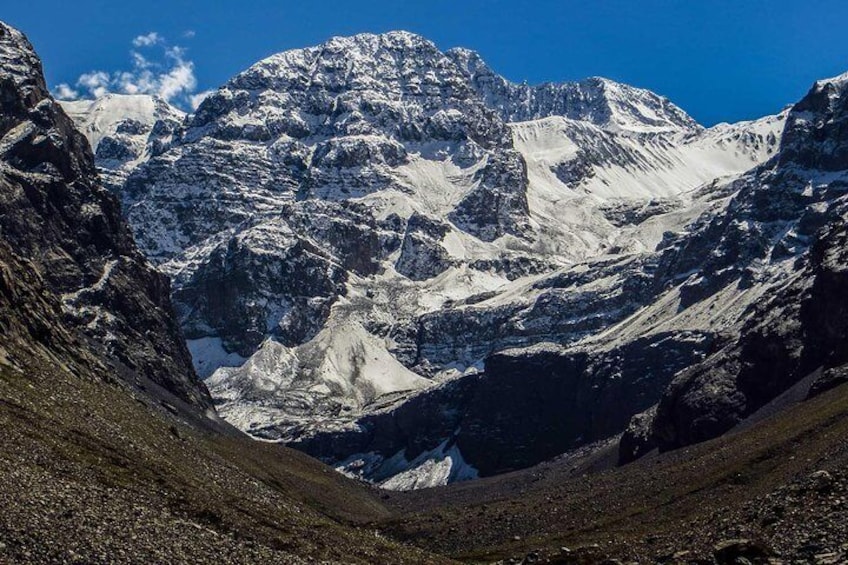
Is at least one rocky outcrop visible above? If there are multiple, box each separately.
[653,215,848,450]
[779,72,848,171]
[411,254,658,374]
[173,221,349,355]
[394,213,454,280]
[627,73,848,454]
[0,21,211,410]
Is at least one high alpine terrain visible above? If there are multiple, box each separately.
[0,20,445,564]
[62,31,800,488]
[5,17,848,565]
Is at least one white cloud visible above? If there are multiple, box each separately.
[131,51,152,70]
[54,83,80,100]
[132,32,162,47]
[77,71,111,98]
[183,30,196,39]
[159,59,197,101]
[189,89,214,110]
[52,33,204,109]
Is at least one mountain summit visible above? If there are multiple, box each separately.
[65,30,787,488]
[447,46,700,133]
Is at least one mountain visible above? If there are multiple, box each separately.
[0,20,449,564]
[60,94,185,191]
[0,22,208,410]
[308,69,848,485]
[60,30,795,487]
[6,17,848,564]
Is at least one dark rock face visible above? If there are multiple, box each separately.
[653,216,848,450]
[779,74,848,171]
[600,197,683,228]
[457,332,712,476]
[289,372,483,463]
[618,406,658,465]
[553,155,595,188]
[447,150,530,242]
[0,22,211,409]
[395,213,454,281]
[174,222,348,355]
[637,76,848,453]
[467,255,554,281]
[413,255,657,374]
[297,331,711,477]
[95,133,138,161]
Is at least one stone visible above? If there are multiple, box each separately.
[713,539,773,564]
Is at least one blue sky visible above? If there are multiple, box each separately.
[5,0,848,125]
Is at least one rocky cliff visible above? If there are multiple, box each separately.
[0,21,211,410]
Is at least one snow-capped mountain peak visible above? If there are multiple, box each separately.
[59,93,185,190]
[63,30,795,490]
[198,30,465,108]
[814,69,848,90]
[447,46,700,134]
[60,93,184,151]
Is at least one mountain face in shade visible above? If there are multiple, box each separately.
[635,71,848,457]
[65,30,797,488]
[0,21,212,411]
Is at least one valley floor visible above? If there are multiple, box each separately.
[2,346,847,564]
[0,358,447,564]
[382,379,848,563]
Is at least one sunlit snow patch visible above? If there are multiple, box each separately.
[187,337,247,379]
[336,440,479,491]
